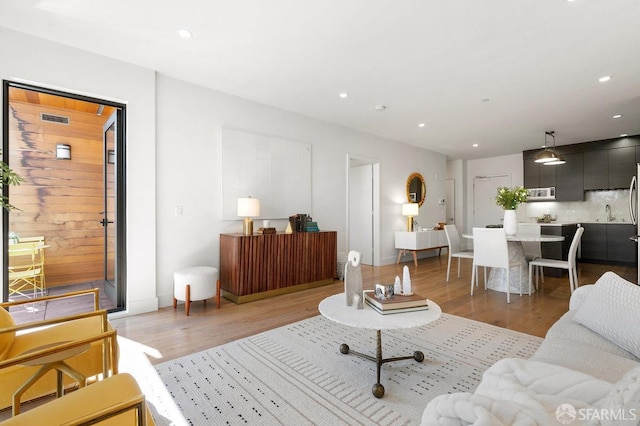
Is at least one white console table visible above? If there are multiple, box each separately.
[395,230,448,267]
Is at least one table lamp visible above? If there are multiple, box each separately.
[402,203,419,232]
[238,197,260,235]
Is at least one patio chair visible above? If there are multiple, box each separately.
[8,242,46,298]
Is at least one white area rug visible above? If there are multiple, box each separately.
[143,314,542,425]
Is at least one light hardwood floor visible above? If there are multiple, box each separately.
[110,255,636,365]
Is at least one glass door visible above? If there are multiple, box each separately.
[3,82,126,313]
[102,111,123,309]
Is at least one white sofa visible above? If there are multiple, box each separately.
[422,271,640,425]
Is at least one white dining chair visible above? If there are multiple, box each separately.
[471,228,523,304]
[518,223,544,285]
[444,224,474,281]
[529,226,584,294]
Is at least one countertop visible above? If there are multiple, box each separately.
[520,222,577,227]
[520,221,633,226]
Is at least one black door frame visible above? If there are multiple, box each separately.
[2,80,127,311]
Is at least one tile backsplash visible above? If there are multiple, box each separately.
[523,189,632,224]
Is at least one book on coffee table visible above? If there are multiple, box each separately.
[365,299,430,315]
[363,291,428,311]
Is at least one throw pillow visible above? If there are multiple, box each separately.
[0,307,16,360]
[574,272,640,359]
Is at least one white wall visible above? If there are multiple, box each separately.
[465,153,525,235]
[0,27,158,315]
[153,76,449,306]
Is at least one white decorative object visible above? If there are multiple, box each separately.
[263,219,270,228]
[503,210,518,236]
[344,250,363,309]
[394,276,402,296]
[402,265,413,295]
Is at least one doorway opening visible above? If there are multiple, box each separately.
[2,81,126,317]
[472,174,511,228]
[347,155,380,266]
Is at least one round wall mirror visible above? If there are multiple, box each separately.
[406,172,426,207]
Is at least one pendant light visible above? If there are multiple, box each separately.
[534,131,565,165]
[542,131,566,166]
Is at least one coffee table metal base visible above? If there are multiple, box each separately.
[338,329,424,398]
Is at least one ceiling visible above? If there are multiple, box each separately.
[9,87,116,118]
[1,0,639,160]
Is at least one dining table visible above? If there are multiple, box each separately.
[462,232,565,294]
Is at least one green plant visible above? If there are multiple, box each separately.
[0,151,23,211]
[495,186,528,210]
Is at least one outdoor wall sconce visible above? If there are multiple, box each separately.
[56,144,71,160]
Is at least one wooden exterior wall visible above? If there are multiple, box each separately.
[8,92,114,288]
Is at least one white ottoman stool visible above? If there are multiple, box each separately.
[173,266,220,316]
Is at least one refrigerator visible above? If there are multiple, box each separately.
[629,164,640,284]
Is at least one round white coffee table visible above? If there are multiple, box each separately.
[318,293,441,398]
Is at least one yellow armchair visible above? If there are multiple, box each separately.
[0,289,118,413]
[0,373,154,425]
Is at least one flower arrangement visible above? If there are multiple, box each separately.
[495,186,528,210]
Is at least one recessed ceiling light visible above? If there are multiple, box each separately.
[621,134,628,137]
[339,92,348,99]
[473,144,479,148]
[374,105,386,112]
[613,114,623,119]
[418,123,425,128]
[178,28,193,39]
[598,76,611,83]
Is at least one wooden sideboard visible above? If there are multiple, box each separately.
[395,230,448,267]
[220,231,337,303]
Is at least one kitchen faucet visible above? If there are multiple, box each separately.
[605,204,614,222]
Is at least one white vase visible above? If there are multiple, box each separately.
[503,209,518,236]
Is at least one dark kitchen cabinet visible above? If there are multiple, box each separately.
[539,162,556,188]
[608,147,636,189]
[581,223,637,264]
[581,223,607,261]
[606,224,637,263]
[555,153,584,201]
[524,135,640,199]
[523,159,539,189]
[582,147,635,190]
[583,151,608,190]
[524,158,556,189]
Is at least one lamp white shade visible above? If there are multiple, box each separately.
[402,203,419,217]
[237,197,260,217]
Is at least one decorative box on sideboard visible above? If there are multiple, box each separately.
[220,231,337,303]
